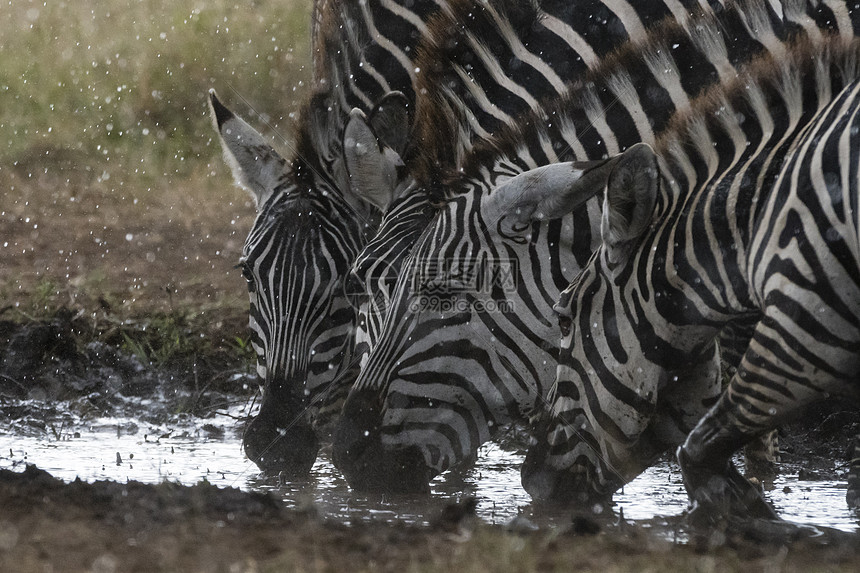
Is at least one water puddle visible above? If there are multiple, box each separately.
[1,403,858,532]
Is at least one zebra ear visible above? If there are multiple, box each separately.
[601,143,660,265]
[367,91,410,156]
[343,107,406,212]
[209,89,287,210]
[484,159,617,234]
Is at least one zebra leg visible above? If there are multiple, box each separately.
[720,319,780,478]
[848,434,860,509]
[743,429,779,480]
[680,297,860,519]
[676,384,780,521]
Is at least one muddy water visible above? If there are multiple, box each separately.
[1,402,857,532]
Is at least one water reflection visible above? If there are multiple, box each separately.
[1,411,858,533]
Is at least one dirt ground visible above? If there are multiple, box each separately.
[1,162,254,317]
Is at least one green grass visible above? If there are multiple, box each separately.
[1,0,313,185]
[115,310,254,369]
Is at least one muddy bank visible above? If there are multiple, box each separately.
[2,465,860,573]
[0,309,256,430]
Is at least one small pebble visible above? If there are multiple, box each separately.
[506,515,539,533]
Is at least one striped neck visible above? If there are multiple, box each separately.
[407,0,728,188]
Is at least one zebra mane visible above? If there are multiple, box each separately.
[432,0,800,203]
[408,0,547,187]
[308,0,377,96]
[445,1,742,185]
[658,33,860,192]
[289,89,347,194]
[284,1,391,201]
[310,0,338,84]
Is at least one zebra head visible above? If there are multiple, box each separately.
[210,90,411,474]
[521,144,723,504]
[332,157,624,492]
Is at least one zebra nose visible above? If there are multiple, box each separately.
[242,387,319,476]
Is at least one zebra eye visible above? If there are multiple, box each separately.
[558,315,573,338]
[237,261,254,283]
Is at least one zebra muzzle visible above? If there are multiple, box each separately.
[242,388,319,477]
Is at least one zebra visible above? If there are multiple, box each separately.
[339,0,735,483]
[523,33,860,516]
[209,0,446,474]
[332,0,860,492]
[346,0,860,362]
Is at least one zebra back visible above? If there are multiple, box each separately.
[407,0,724,189]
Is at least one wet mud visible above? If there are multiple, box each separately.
[0,312,256,428]
[2,464,860,572]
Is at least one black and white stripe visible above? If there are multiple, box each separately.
[349,0,733,358]
[679,51,860,517]
[329,0,715,426]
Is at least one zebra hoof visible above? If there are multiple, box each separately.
[677,445,779,521]
[243,414,319,476]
